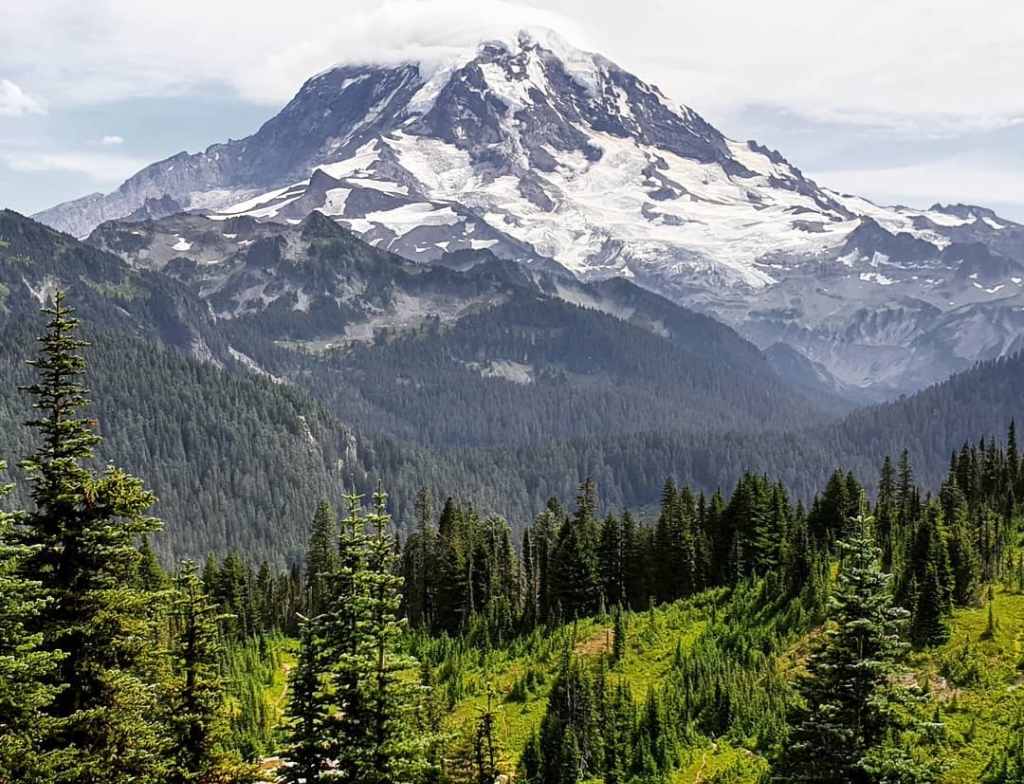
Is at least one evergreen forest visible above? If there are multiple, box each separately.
[2,293,1024,783]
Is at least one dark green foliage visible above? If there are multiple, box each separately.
[550,480,602,620]
[285,487,427,783]
[305,501,339,618]
[165,560,256,784]
[0,464,64,782]
[361,486,427,784]
[774,516,911,783]
[15,292,167,784]
[612,606,626,665]
[0,322,347,564]
[905,505,953,648]
[281,619,332,784]
[538,654,601,784]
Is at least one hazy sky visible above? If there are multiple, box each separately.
[2,0,1023,219]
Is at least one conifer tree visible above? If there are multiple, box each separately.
[403,487,436,628]
[166,560,255,784]
[214,552,251,640]
[533,497,565,623]
[876,456,897,571]
[1007,420,1019,495]
[361,484,427,784]
[774,516,910,784]
[318,486,427,783]
[896,449,921,535]
[946,497,981,608]
[433,497,470,634]
[539,654,600,784]
[906,505,953,648]
[520,732,544,784]
[325,490,373,780]
[15,293,167,784]
[550,480,601,619]
[612,605,627,666]
[282,618,332,784]
[599,513,625,609]
[0,464,64,783]
[137,535,170,592]
[306,500,340,618]
[474,687,504,784]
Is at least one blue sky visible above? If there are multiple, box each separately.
[2,0,1023,221]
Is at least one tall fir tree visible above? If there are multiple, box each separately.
[306,500,340,618]
[774,516,911,784]
[325,489,373,781]
[905,505,953,648]
[876,456,897,571]
[402,486,437,629]
[538,653,600,784]
[15,293,167,784]
[282,618,333,784]
[165,560,256,784]
[0,463,65,783]
[361,484,428,784]
[550,480,601,620]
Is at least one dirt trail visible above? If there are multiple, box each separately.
[693,741,718,783]
[693,752,709,783]
[274,664,293,712]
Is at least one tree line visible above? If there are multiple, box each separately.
[3,295,1023,783]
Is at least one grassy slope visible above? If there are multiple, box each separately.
[429,589,1024,783]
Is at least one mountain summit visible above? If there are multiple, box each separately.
[35,29,1024,396]
[37,30,851,286]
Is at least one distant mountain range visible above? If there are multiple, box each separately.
[1,207,1022,559]
[32,29,1024,399]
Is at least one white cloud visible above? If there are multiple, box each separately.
[0,78,44,116]
[2,0,1023,133]
[811,156,1024,215]
[0,0,585,107]
[100,134,124,146]
[2,149,148,181]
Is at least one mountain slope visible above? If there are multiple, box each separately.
[35,30,1024,397]
[0,209,225,360]
[86,208,832,441]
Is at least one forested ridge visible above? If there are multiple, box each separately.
[2,317,1022,562]
[3,209,1024,563]
[3,295,1024,783]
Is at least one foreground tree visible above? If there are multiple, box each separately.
[286,486,427,783]
[359,485,427,784]
[15,293,167,783]
[281,618,333,784]
[0,463,65,783]
[774,516,912,784]
[165,560,257,784]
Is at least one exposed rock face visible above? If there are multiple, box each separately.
[36,29,1024,397]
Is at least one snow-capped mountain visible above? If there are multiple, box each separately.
[35,29,1024,397]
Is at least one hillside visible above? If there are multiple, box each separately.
[1,210,1022,562]
[1,321,1021,562]
[430,582,1024,783]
